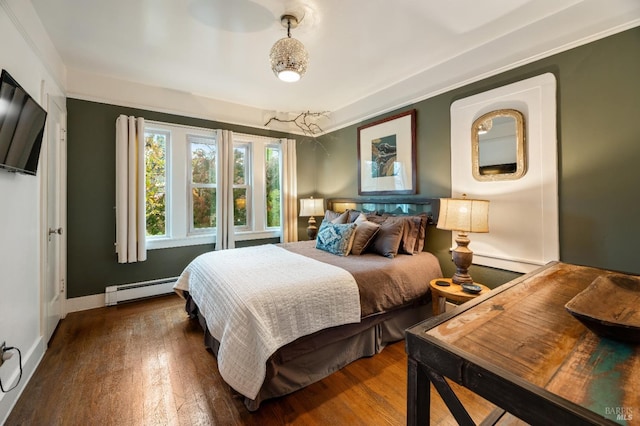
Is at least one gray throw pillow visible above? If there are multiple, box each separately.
[350,220,381,255]
[368,217,405,258]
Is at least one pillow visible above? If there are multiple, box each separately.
[347,209,362,223]
[368,217,405,258]
[316,221,357,256]
[332,210,350,224]
[323,209,348,224]
[350,220,381,255]
[413,213,428,253]
[354,212,368,223]
[366,213,427,254]
[398,216,421,255]
[365,213,387,225]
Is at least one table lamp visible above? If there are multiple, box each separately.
[437,195,489,284]
[299,197,325,240]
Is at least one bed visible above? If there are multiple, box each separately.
[174,200,443,410]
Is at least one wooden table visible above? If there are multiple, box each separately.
[429,278,490,315]
[407,262,640,425]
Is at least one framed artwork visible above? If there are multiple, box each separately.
[357,109,417,195]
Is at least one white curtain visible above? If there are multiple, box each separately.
[115,115,146,263]
[216,129,235,250]
[281,138,298,242]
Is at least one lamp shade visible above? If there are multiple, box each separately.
[437,197,489,233]
[299,198,325,217]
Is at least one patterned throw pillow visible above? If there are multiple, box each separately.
[316,221,357,256]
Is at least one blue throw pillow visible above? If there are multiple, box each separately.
[316,221,356,256]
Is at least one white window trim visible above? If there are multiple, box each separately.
[187,133,217,236]
[145,122,282,250]
[233,133,282,239]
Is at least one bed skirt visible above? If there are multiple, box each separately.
[184,294,432,411]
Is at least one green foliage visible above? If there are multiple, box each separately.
[191,143,216,184]
[192,188,216,229]
[145,133,166,236]
[145,137,283,235]
[233,188,247,226]
[191,143,217,228]
[234,146,246,185]
[266,147,281,227]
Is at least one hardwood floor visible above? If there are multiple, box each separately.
[6,294,496,425]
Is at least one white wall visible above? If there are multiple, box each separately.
[0,1,65,423]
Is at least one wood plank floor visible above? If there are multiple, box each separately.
[6,294,497,425]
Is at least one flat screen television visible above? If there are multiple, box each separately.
[0,69,47,175]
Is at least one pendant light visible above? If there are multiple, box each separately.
[269,14,309,82]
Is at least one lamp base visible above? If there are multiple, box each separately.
[307,216,318,240]
[451,232,474,285]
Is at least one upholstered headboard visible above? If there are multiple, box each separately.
[327,198,439,225]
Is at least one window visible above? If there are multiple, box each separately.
[144,130,169,237]
[144,122,282,249]
[265,145,281,228]
[232,133,282,238]
[233,144,250,229]
[189,135,217,232]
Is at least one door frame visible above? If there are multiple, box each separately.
[40,92,67,341]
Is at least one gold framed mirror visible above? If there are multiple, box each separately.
[472,109,526,181]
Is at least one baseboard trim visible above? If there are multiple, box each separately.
[0,336,45,425]
[65,294,104,313]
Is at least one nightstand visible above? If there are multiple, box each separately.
[429,278,490,315]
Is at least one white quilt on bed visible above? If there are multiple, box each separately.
[173,244,361,399]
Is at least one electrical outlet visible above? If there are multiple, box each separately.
[0,341,5,368]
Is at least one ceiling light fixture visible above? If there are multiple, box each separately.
[269,14,308,83]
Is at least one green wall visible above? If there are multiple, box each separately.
[67,27,639,298]
[315,26,640,286]
[66,100,310,298]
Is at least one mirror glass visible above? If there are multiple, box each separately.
[472,109,526,181]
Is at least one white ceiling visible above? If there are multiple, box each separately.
[30,0,640,131]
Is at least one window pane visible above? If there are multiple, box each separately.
[234,146,247,185]
[266,146,281,228]
[145,131,167,236]
[191,141,216,184]
[234,188,247,226]
[193,187,216,229]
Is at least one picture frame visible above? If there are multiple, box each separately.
[357,109,417,195]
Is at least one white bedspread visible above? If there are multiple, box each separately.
[173,244,361,399]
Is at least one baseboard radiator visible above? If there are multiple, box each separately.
[105,277,179,306]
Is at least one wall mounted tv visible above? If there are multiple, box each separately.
[0,69,47,176]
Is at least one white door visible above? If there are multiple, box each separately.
[44,96,66,343]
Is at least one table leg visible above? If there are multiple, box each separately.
[432,293,445,316]
[407,357,430,426]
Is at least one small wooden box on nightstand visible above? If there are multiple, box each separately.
[429,278,490,315]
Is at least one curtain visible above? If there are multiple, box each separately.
[281,138,298,242]
[115,115,146,263]
[215,129,235,250]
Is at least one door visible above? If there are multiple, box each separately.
[44,95,66,343]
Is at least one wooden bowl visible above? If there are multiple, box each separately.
[565,273,640,343]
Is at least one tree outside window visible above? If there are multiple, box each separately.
[190,137,217,230]
[144,123,283,249]
[266,146,281,228]
[145,131,168,236]
[233,145,249,227]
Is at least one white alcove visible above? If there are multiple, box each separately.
[449,73,558,273]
